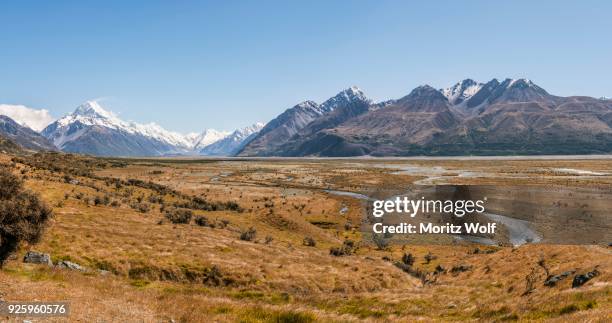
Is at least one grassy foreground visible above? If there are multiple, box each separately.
[0,153,610,322]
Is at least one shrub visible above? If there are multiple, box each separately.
[218,219,230,228]
[344,222,352,230]
[165,208,193,224]
[148,194,163,204]
[240,227,256,241]
[94,195,107,206]
[194,215,209,227]
[372,233,390,250]
[0,165,52,265]
[330,240,355,256]
[303,236,316,247]
[424,252,437,264]
[401,253,415,266]
[131,202,151,214]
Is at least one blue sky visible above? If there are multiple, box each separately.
[1,1,611,132]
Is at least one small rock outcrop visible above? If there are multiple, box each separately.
[23,251,53,266]
[56,260,87,272]
[23,251,52,266]
[572,269,600,288]
[544,270,575,287]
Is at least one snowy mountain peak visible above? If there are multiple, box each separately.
[506,78,535,89]
[45,100,192,150]
[320,86,370,113]
[198,122,265,156]
[233,122,265,139]
[73,100,116,119]
[441,79,484,105]
[296,101,319,109]
[188,128,231,150]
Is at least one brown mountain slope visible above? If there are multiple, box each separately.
[267,79,612,156]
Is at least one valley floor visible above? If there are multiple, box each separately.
[0,153,610,322]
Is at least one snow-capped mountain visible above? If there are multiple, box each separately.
[40,100,264,156]
[199,122,265,156]
[243,78,612,157]
[238,87,371,156]
[42,101,194,156]
[441,79,483,105]
[319,86,370,112]
[186,129,230,151]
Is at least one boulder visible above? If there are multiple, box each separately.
[572,269,600,288]
[544,270,575,287]
[56,260,87,272]
[23,251,52,266]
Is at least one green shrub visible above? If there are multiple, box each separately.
[164,208,193,224]
[0,165,52,264]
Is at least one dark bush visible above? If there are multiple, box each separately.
[401,253,415,266]
[218,219,230,228]
[330,240,355,256]
[173,196,242,213]
[148,194,163,204]
[131,202,151,214]
[94,195,110,206]
[194,215,209,227]
[239,227,256,241]
[165,208,193,224]
[424,252,437,264]
[0,165,52,265]
[303,236,316,247]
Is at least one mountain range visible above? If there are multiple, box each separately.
[38,101,264,156]
[237,79,612,156]
[1,78,611,157]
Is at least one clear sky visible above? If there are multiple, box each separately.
[1,0,611,133]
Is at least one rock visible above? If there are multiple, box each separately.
[23,251,52,266]
[572,269,600,288]
[98,269,111,276]
[544,270,575,287]
[56,260,86,272]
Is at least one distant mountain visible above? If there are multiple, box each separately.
[186,129,230,151]
[441,79,483,105]
[240,78,612,156]
[0,115,57,151]
[42,101,193,156]
[39,100,263,157]
[200,123,264,156]
[237,87,370,156]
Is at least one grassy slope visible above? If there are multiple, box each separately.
[0,154,610,322]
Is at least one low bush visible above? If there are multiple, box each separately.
[303,236,316,247]
[0,165,53,264]
[165,208,193,224]
[330,240,355,256]
[239,227,256,241]
[131,202,151,213]
[194,215,209,227]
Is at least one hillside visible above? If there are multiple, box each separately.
[0,152,609,321]
[0,115,57,151]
